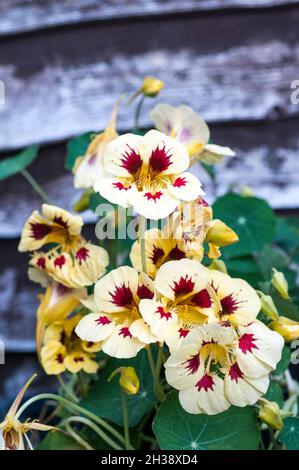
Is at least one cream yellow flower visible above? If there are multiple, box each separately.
[269,316,299,342]
[150,104,235,164]
[94,130,203,220]
[40,315,100,375]
[19,204,109,288]
[73,103,119,189]
[76,266,158,358]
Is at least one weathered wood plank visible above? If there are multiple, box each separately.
[1,7,299,151]
[0,0,298,36]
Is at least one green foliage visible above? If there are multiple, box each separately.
[265,382,284,407]
[37,430,85,450]
[81,350,157,427]
[65,133,93,170]
[153,391,260,450]
[279,417,299,449]
[0,145,39,181]
[273,346,291,375]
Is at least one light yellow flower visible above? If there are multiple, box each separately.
[94,130,203,220]
[0,375,54,450]
[269,316,299,342]
[19,204,109,288]
[40,315,100,375]
[150,104,235,164]
[73,103,119,189]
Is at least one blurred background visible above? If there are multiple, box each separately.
[0,0,299,404]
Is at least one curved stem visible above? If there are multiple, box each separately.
[57,375,79,403]
[139,215,147,275]
[134,95,145,133]
[21,169,50,203]
[147,348,166,403]
[121,391,133,450]
[64,423,94,450]
[65,416,123,451]
[15,393,125,446]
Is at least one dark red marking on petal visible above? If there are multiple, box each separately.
[37,256,46,269]
[149,145,172,173]
[184,354,200,374]
[53,216,68,229]
[228,363,244,382]
[173,176,187,188]
[76,246,89,263]
[137,284,154,300]
[56,353,64,364]
[74,356,85,363]
[238,333,258,354]
[121,145,142,175]
[119,327,132,338]
[192,289,212,308]
[54,255,66,268]
[155,306,172,321]
[196,373,215,392]
[172,275,195,296]
[178,328,190,338]
[110,284,133,307]
[30,223,52,240]
[220,294,241,315]
[112,181,131,191]
[197,197,209,207]
[150,246,165,265]
[144,191,163,202]
[95,315,112,326]
[168,245,185,260]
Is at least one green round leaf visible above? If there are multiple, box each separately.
[273,346,291,375]
[279,417,299,449]
[80,349,156,427]
[265,382,284,407]
[153,391,260,450]
[65,133,93,170]
[213,194,276,257]
[0,145,39,181]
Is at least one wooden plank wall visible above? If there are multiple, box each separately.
[0,0,299,401]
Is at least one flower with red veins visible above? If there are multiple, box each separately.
[139,259,217,352]
[75,267,158,359]
[94,130,203,220]
[73,102,119,189]
[150,103,235,165]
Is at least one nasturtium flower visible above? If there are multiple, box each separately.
[165,321,284,415]
[40,315,100,375]
[139,259,261,352]
[94,130,203,220]
[19,204,109,288]
[73,104,118,189]
[75,266,158,358]
[150,104,235,164]
[0,375,54,450]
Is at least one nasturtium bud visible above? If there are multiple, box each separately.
[206,220,239,247]
[109,366,140,395]
[258,400,284,431]
[257,291,279,321]
[271,269,290,300]
[141,76,165,97]
[269,316,299,342]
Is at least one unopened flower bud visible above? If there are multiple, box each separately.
[141,76,165,97]
[269,316,299,342]
[259,400,284,431]
[257,291,279,321]
[271,269,290,300]
[109,367,140,395]
[240,186,254,197]
[206,220,239,247]
[208,259,228,274]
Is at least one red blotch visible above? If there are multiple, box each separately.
[238,333,258,354]
[172,275,195,296]
[30,223,52,240]
[113,181,131,191]
[168,246,185,260]
[53,216,68,229]
[121,146,142,175]
[74,356,85,363]
[144,191,163,202]
[192,289,212,308]
[86,341,94,348]
[220,294,240,315]
[37,256,46,269]
[184,354,200,375]
[56,353,64,364]
[150,246,165,265]
[178,328,190,338]
[54,255,66,268]
[149,145,172,173]
[119,327,132,338]
[155,306,172,321]
[196,373,215,392]
[110,284,133,307]
[228,363,244,382]
[76,246,89,263]
[197,197,209,207]
[173,177,187,188]
[137,284,154,300]
[95,315,112,326]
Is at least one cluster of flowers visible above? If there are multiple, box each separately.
[19,96,285,416]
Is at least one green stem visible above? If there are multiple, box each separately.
[57,375,79,403]
[156,344,164,376]
[121,391,133,450]
[15,393,125,446]
[139,215,147,275]
[64,423,94,450]
[147,347,166,402]
[134,95,145,133]
[21,169,50,203]
[65,416,123,450]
